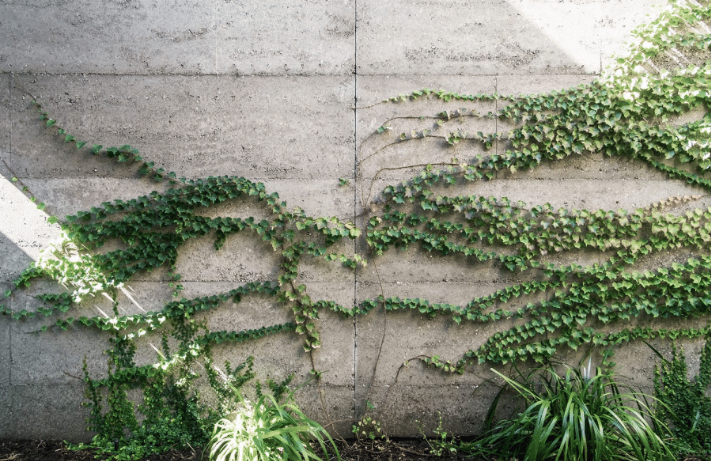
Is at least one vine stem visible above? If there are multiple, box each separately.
[362,161,455,207]
[358,258,387,424]
[307,349,346,441]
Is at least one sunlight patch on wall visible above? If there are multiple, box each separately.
[506,0,662,73]
[0,175,61,263]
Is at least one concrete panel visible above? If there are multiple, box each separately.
[24,176,355,229]
[357,0,658,76]
[215,0,355,76]
[0,381,8,437]
[594,0,665,69]
[0,0,707,443]
[0,0,217,75]
[9,284,113,385]
[440,177,709,212]
[1,0,355,76]
[21,178,169,219]
[9,322,109,385]
[354,307,493,390]
[3,383,91,442]
[11,74,355,180]
[261,179,357,222]
[96,280,175,317]
[357,0,568,75]
[502,0,661,74]
[497,74,598,98]
[355,382,504,437]
[0,75,15,298]
[178,282,354,387]
[358,247,505,285]
[353,281,525,396]
[292,384,354,439]
[173,230,281,284]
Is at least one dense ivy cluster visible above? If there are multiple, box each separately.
[0,0,710,454]
[652,336,711,454]
[360,0,711,369]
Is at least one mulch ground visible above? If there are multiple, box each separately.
[0,439,475,461]
[3,439,709,461]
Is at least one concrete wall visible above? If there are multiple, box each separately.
[1,0,708,441]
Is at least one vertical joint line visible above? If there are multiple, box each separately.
[8,72,13,387]
[8,73,12,171]
[599,51,603,75]
[214,4,218,74]
[352,0,359,420]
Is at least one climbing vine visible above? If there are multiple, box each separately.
[1,0,710,446]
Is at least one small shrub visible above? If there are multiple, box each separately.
[417,413,457,457]
[458,363,673,461]
[352,401,385,443]
[208,387,339,461]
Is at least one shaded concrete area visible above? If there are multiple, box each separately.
[1,0,705,442]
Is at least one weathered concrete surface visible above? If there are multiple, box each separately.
[0,74,9,172]
[0,289,10,389]
[10,75,355,180]
[356,0,658,75]
[215,0,356,76]
[3,383,90,440]
[1,0,705,443]
[0,0,355,75]
[0,286,10,438]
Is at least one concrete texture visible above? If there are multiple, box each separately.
[0,74,9,173]
[292,384,355,438]
[356,0,658,75]
[0,289,10,388]
[0,0,355,76]
[3,383,90,440]
[10,74,355,180]
[1,0,706,443]
[0,170,62,283]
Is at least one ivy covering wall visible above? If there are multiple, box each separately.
[1,0,710,441]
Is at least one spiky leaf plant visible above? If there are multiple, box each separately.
[208,390,339,461]
[459,364,673,461]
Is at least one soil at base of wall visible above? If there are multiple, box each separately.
[0,439,478,461]
[3,440,709,461]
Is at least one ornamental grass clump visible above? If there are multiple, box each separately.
[208,390,339,461]
[459,363,673,461]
